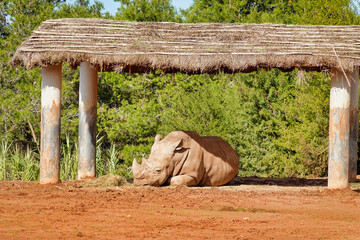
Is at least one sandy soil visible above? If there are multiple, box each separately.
[1,177,360,240]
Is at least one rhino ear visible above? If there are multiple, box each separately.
[155,134,162,142]
[170,139,183,152]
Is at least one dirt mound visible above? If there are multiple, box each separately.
[321,187,360,197]
[81,174,128,188]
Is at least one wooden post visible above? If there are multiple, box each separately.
[349,67,359,182]
[78,62,98,179]
[328,69,351,189]
[40,64,62,184]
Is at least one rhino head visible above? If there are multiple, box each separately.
[132,133,184,186]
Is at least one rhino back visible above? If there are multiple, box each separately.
[199,136,239,186]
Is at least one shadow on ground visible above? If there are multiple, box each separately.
[128,176,360,189]
[227,176,328,187]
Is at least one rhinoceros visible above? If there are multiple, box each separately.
[132,131,239,186]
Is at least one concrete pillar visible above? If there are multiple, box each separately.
[349,67,359,182]
[328,69,351,189]
[40,64,62,184]
[78,62,98,179]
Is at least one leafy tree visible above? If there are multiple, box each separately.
[0,0,107,149]
[183,0,294,23]
[180,0,360,177]
[114,0,180,22]
[292,0,360,25]
[3,0,360,179]
[53,0,108,19]
[0,1,9,40]
[0,0,58,149]
[183,0,360,24]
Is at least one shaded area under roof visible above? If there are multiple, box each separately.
[9,18,360,73]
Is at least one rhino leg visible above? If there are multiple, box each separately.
[169,175,198,186]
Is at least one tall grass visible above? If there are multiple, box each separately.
[0,140,40,181]
[0,137,131,181]
[60,135,78,181]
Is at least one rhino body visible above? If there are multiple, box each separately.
[132,131,239,187]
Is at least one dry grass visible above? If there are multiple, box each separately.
[81,174,129,188]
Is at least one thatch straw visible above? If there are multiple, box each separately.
[9,18,360,73]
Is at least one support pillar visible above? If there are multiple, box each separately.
[349,67,359,182]
[328,69,351,189]
[40,64,62,184]
[78,62,98,179]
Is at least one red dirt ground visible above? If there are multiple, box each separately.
[1,177,360,240]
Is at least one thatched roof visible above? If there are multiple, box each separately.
[9,18,360,73]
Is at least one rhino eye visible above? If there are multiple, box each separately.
[155,168,161,174]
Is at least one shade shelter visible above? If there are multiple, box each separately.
[10,18,360,188]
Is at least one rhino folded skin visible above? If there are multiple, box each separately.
[132,130,239,187]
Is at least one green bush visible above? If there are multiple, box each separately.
[2,0,356,180]
[157,70,330,177]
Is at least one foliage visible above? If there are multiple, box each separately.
[0,140,40,181]
[53,0,108,19]
[0,0,107,142]
[0,0,56,152]
[183,0,294,23]
[158,70,330,177]
[183,0,360,24]
[0,1,9,40]
[1,0,360,181]
[292,0,360,25]
[0,138,130,181]
[114,0,181,22]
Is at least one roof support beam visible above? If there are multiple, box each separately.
[78,62,98,179]
[40,64,62,184]
[349,67,359,182]
[328,69,353,189]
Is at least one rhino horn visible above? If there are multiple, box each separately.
[132,159,144,178]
